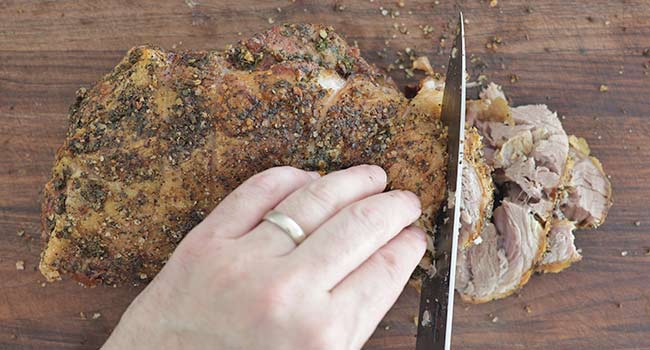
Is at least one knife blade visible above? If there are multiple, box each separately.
[415,12,466,350]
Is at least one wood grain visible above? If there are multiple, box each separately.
[1,0,649,349]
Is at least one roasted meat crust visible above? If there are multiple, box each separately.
[459,128,494,248]
[40,24,447,285]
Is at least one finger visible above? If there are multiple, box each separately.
[193,166,319,239]
[331,226,426,348]
[241,165,387,254]
[288,189,421,290]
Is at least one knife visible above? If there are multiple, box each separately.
[415,12,466,350]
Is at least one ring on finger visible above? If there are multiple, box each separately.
[263,210,307,245]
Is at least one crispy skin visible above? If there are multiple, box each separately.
[40,24,447,285]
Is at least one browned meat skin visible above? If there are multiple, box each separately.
[40,24,448,285]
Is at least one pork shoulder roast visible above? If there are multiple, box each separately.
[40,24,612,303]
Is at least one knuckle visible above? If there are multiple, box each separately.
[302,323,339,350]
[376,248,403,284]
[246,171,281,194]
[247,166,305,194]
[349,202,387,233]
[256,270,300,321]
[257,286,290,322]
[304,180,337,212]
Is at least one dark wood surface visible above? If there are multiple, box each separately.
[1,0,649,349]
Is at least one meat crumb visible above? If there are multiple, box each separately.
[15,261,25,270]
[620,251,628,257]
[421,310,432,327]
[599,84,609,92]
[412,56,434,75]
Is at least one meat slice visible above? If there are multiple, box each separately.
[457,84,570,303]
[559,136,613,228]
[459,128,493,248]
[537,135,612,272]
[40,24,448,285]
[538,219,581,273]
[456,200,544,303]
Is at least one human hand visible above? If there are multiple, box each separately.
[101,165,426,350]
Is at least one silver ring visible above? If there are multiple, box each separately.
[263,210,307,245]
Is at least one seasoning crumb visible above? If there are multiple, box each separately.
[267,17,275,24]
[413,315,418,326]
[599,84,609,92]
[384,325,391,330]
[620,251,628,257]
[510,74,519,83]
[10,333,17,340]
[643,48,650,57]
[616,302,623,308]
[15,260,25,270]
[17,229,25,237]
[92,312,102,320]
[41,282,47,288]
[524,305,532,314]
[80,312,87,320]
[491,316,499,323]
[634,221,641,226]
[490,0,498,7]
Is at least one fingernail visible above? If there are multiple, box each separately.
[307,171,321,179]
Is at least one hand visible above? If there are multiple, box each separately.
[101,165,426,350]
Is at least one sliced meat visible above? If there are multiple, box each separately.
[537,219,581,273]
[457,84,570,303]
[456,200,545,303]
[459,128,493,248]
[559,136,613,228]
[537,136,612,273]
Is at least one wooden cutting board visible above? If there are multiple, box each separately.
[1,0,649,349]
